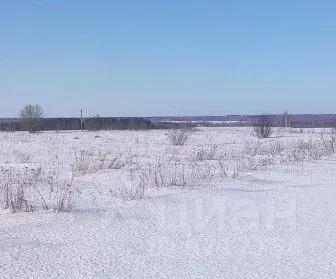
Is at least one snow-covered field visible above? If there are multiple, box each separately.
[1,127,336,279]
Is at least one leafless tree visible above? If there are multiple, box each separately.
[19,104,44,133]
[281,110,292,128]
[253,114,273,139]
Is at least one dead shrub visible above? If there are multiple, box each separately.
[0,165,75,213]
[320,129,336,155]
[71,150,135,176]
[243,141,284,158]
[109,170,146,200]
[0,167,40,212]
[167,129,191,146]
[144,161,190,188]
[192,145,223,161]
[217,160,229,179]
[71,150,92,176]
[191,161,217,182]
[105,153,136,170]
[253,114,274,139]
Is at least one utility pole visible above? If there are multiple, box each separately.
[80,109,83,131]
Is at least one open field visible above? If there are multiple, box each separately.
[1,127,336,278]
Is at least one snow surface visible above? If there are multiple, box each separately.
[0,127,336,278]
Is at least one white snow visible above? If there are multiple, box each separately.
[0,127,336,278]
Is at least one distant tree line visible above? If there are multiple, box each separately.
[84,116,156,131]
[0,104,159,132]
[2,104,336,132]
[0,117,159,132]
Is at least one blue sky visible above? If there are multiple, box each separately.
[0,0,335,117]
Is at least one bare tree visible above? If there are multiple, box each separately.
[281,110,292,128]
[253,114,273,139]
[19,104,45,133]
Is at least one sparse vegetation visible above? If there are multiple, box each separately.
[0,166,75,213]
[192,145,222,161]
[109,170,145,200]
[71,150,136,177]
[253,114,274,139]
[320,129,336,154]
[1,126,336,214]
[167,128,192,146]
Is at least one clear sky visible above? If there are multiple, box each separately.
[0,0,335,117]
